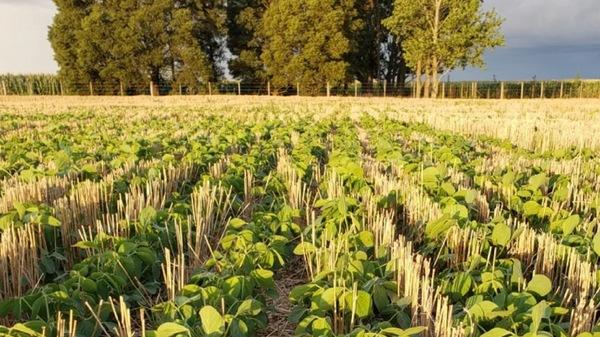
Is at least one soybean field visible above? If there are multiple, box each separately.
[1,96,600,337]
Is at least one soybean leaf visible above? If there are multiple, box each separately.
[155,323,189,337]
[480,328,514,337]
[343,290,372,319]
[491,222,511,247]
[199,306,225,337]
[592,232,600,256]
[526,275,552,297]
[293,242,316,255]
[562,214,580,235]
[523,201,541,217]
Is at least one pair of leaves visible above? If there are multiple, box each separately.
[155,305,224,337]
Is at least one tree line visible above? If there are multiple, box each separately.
[49,0,504,97]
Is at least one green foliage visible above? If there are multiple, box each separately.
[526,275,553,297]
[260,0,359,94]
[226,0,270,83]
[383,0,504,97]
[49,0,226,93]
[42,0,507,95]
[2,105,597,337]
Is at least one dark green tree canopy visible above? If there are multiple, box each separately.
[49,0,226,94]
[49,0,503,95]
[226,0,270,83]
[259,0,360,94]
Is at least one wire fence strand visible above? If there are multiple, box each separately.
[1,77,600,99]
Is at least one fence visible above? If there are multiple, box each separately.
[1,75,600,99]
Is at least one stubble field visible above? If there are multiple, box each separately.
[1,96,600,337]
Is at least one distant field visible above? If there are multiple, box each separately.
[1,96,600,336]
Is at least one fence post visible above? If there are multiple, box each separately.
[560,81,564,98]
[297,82,300,96]
[59,81,64,96]
[383,80,387,97]
[208,82,212,96]
[520,82,524,99]
[89,82,94,96]
[354,81,358,97]
[327,82,331,97]
[28,81,33,96]
[540,81,544,99]
[500,82,505,99]
[150,81,154,96]
[441,82,445,99]
[120,81,124,96]
[1,81,6,96]
[267,81,271,96]
[237,81,241,95]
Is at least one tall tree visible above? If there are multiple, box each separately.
[384,0,504,97]
[350,0,407,88]
[170,6,214,90]
[49,0,226,94]
[226,0,270,83]
[48,0,94,93]
[260,0,359,94]
[76,0,136,87]
[185,0,227,82]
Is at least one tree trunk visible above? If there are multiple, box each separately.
[430,0,441,98]
[431,57,439,98]
[171,59,176,83]
[424,61,431,98]
[415,60,422,98]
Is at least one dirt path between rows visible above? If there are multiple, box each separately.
[259,255,307,337]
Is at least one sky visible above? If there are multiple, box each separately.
[449,0,600,80]
[0,0,599,80]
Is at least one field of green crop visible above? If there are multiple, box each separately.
[1,96,600,337]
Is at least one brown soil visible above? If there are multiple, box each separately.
[259,255,307,337]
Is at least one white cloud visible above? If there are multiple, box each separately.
[0,0,50,6]
[0,2,57,74]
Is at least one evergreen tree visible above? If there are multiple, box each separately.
[350,0,407,87]
[49,0,226,94]
[384,0,504,97]
[260,0,360,94]
[48,0,93,93]
[49,0,502,96]
[226,0,270,83]
[183,0,227,82]
[170,6,214,91]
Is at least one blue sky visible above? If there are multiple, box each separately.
[0,0,599,80]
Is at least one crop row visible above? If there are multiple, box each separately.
[0,106,599,337]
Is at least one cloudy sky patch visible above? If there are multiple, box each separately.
[0,1,57,74]
[451,0,600,80]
